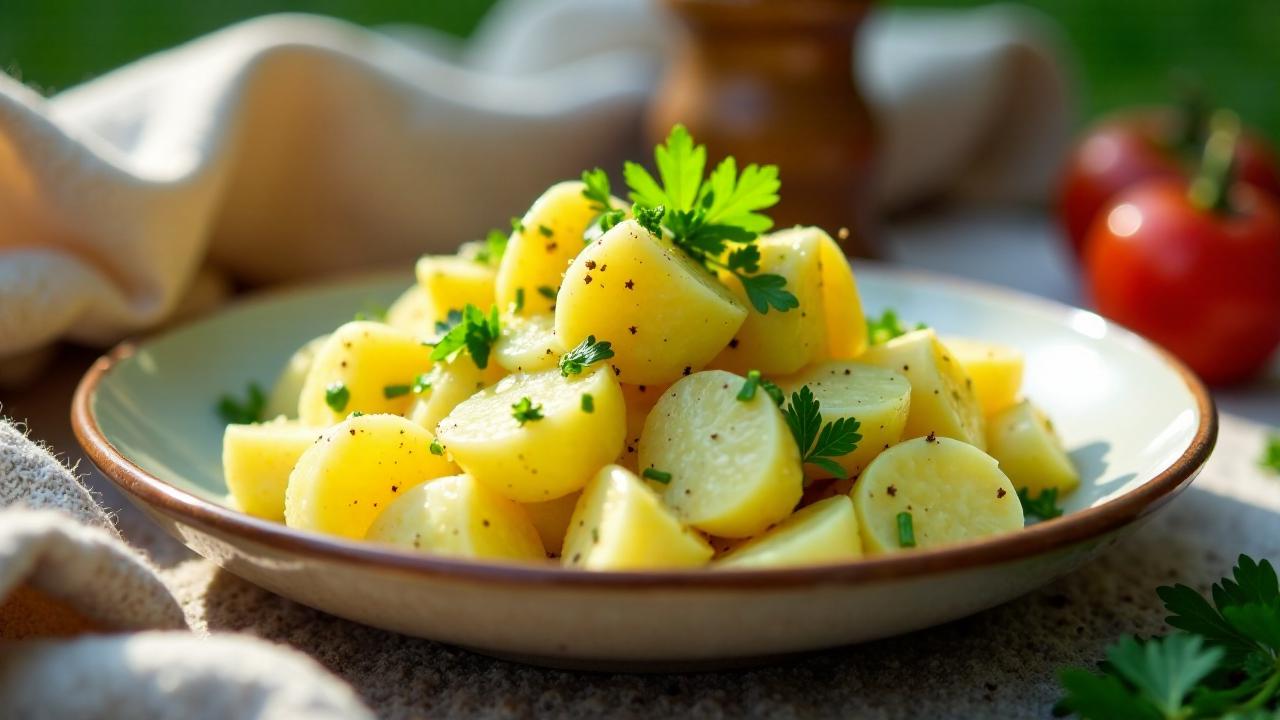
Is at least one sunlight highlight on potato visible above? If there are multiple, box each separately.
[223,419,322,520]
[944,336,1025,416]
[717,495,862,568]
[986,399,1079,495]
[415,256,496,327]
[494,314,564,374]
[297,322,434,426]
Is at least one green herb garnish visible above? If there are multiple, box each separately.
[866,309,928,346]
[353,301,388,322]
[383,384,411,399]
[472,229,510,266]
[624,125,797,314]
[538,224,554,238]
[581,393,594,413]
[324,382,350,413]
[510,216,525,233]
[559,335,615,376]
[412,372,432,394]
[782,385,861,479]
[511,396,544,426]
[429,440,444,456]
[643,468,672,484]
[512,287,525,313]
[429,304,500,369]
[1262,433,1280,474]
[1018,487,1064,521]
[896,511,916,548]
[216,382,266,424]
[434,308,463,336]
[537,285,558,300]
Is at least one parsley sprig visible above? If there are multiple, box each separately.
[429,304,500,369]
[582,168,625,238]
[559,335,615,377]
[1019,487,1065,521]
[472,229,509,266]
[782,385,861,479]
[511,396,544,426]
[1057,555,1280,719]
[216,382,266,425]
[624,125,797,314]
[866,308,928,346]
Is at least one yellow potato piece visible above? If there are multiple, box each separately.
[944,336,1025,416]
[385,285,433,338]
[406,354,506,434]
[616,382,668,472]
[365,474,546,562]
[297,322,434,426]
[859,329,986,449]
[223,419,321,520]
[854,436,1023,554]
[562,465,713,570]
[494,314,564,374]
[556,220,747,385]
[496,181,609,317]
[415,256,497,327]
[777,361,911,480]
[523,491,580,557]
[717,495,863,569]
[285,414,457,539]
[710,230,827,375]
[817,230,868,359]
[435,367,625,503]
[986,399,1079,496]
[638,370,802,537]
[264,334,328,420]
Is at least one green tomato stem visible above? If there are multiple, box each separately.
[1188,110,1240,215]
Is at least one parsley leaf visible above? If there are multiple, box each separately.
[1059,635,1222,720]
[581,168,614,212]
[216,382,266,424]
[559,335,615,376]
[740,272,801,314]
[429,440,444,456]
[511,396,544,426]
[383,384,411,399]
[581,393,594,413]
[1158,555,1280,665]
[324,382,350,413]
[472,229,509,266]
[634,204,664,236]
[537,285,558,300]
[429,304,500,369]
[434,308,463,336]
[1262,433,1280,474]
[782,385,861,479]
[1018,487,1064,521]
[866,309,928,346]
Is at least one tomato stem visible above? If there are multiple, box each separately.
[1188,110,1239,215]
[1171,77,1209,155]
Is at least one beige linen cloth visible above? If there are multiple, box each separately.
[0,0,1071,371]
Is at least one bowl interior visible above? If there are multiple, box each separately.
[91,266,1201,519]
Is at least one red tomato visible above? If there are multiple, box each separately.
[1059,108,1280,259]
[1084,178,1280,384]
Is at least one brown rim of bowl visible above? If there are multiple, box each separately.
[70,268,1218,590]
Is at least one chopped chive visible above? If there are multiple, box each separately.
[513,287,525,313]
[538,224,554,237]
[581,393,594,413]
[643,468,672,484]
[896,511,916,548]
[737,369,762,401]
[325,382,350,413]
[429,440,444,456]
[537,285,557,300]
[383,384,411,399]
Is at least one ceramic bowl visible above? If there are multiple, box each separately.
[73,266,1216,669]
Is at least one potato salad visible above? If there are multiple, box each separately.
[220,126,1080,570]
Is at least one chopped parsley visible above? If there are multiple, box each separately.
[538,224,554,238]
[1262,433,1280,474]
[536,285,558,300]
[598,209,625,234]
[559,335,615,376]
[896,511,916,548]
[642,468,672,484]
[512,287,525,313]
[429,304,500,369]
[216,382,266,424]
[383,384,411,399]
[624,125,797,314]
[511,396,544,426]
[510,216,525,233]
[782,385,861,479]
[1017,487,1064,521]
[429,440,444,456]
[324,382,350,413]
[736,369,784,406]
[471,229,509,266]
[434,308,463,336]
[581,393,594,413]
[866,308,928,346]
[411,372,432,394]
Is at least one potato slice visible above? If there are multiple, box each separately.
[710,230,827,375]
[777,361,911,480]
[435,366,625,502]
[556,220,747,385]
[717,495,863,568]
[494,314,564,373]
[523,491,580,557]
[859,329,986,449]
[817,230,868,359]
[406,354,506,434]
[616,382,668,472]
[638,370,802,537]
[853,436,1023,553]
[943,336,1024,416]
[223,419,321,520]
[385,285,433,338]
[365,474,546,562]
[285,414,457,538]
[986,399,1079,496]
[562,465,713,570]
[415,255,497,325]
[297,322,434,426]
[264,334,328,420]
[496,181,610,317]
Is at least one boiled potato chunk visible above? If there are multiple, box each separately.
[496,181,610,317]
[556,220,747,385]
[385,285,433,338]
[415,255,497,328]
[638,370,802,537]
[717,495,863,568]
[406,354,506,434]
[562,465,713,570]
[264,334,328,420]
[297,322,434,426]
[817,230,868,359]
[494,314,564,373]
[986,400,1079,496]
[944,336,1024,416]
[711,230,827,375]
[285,414,457,538]
[777,361,911,480]
[523,491,580,557]
[854,436,1023,553]
[223,420,321,520]
[365,474,546,562]
[435,367,625,503]
[859,329,985,449]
